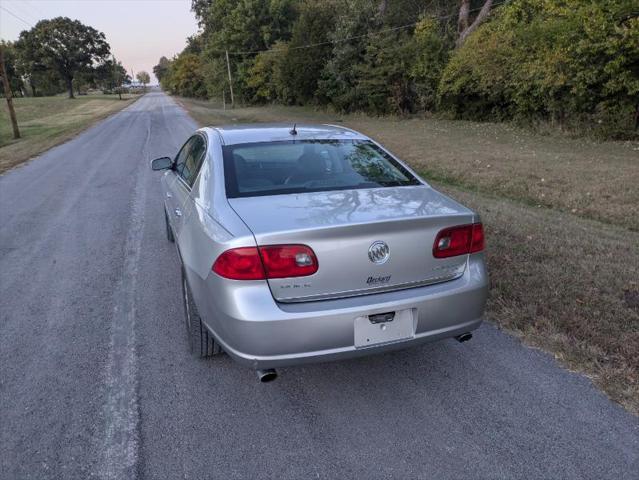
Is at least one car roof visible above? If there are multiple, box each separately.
[204,123,369,146]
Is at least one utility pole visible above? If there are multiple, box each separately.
[225,50,235,108]
[112,55,122,100]
[0,46,20,139]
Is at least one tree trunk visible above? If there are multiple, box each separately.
[67,77,75,99]
[0,47,21,139]
[456,0,494,47]
[378,0,388,16]
[457,0,470,35]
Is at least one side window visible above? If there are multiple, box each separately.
[175,135,207,187]
[174,137,194,177]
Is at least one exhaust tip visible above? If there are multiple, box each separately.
[256,368,278,383]
[455,332,473,343]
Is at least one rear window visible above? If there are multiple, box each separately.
[222,140,421,198]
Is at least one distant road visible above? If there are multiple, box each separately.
[1,92,637,479]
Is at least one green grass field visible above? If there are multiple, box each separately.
[0,93,139,174]
[179,97,639,414]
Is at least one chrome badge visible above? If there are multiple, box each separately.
[368,241,390,264]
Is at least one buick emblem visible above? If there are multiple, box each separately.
[368,241,390,264]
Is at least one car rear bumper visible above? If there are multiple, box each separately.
[196,254,489,369]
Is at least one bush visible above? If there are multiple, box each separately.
[438,0,639,137]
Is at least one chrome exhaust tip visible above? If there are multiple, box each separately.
[256,369,278,382]
[455,332,473,343]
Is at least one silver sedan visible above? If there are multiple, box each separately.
[151,124,488,381]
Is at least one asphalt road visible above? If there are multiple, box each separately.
[1,92,637,480]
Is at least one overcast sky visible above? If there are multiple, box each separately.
[0,0,199,83]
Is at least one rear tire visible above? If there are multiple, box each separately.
[182,268,222,357]
[165,209,175,243]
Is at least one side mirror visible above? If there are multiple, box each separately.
[151,156,173,171]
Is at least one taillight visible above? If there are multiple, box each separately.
[212,247,265,280]
[259,245,318,278]
[212,245,318,280]
[469,223,484,253]
[433,223,485,258]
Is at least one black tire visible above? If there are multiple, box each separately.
[165,209,175,243]
[182,268,222,357]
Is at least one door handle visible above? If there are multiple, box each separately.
[166,192,172,198]
[174,208,182,217]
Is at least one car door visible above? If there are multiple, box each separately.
[170,133,207,241]
[165,137,192,236]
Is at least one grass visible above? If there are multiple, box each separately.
[178,97,639,414]
[0,93,140,174]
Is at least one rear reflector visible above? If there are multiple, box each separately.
[212,244,318,280]
[433,223,485,258]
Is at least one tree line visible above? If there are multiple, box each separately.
[1,17,145,99]
[156,0,638,139]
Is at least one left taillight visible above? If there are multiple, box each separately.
[212,244,318,280]
[212,247,266,280]
[432,223,485,259]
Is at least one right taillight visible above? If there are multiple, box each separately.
[212,244,318,280]
[433,223,484,259]
[259,244,318,278]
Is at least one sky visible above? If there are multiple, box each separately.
[0,0,199,83]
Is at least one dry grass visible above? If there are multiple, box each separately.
[0,93,139,174]
[179,97,639,414]
[449,188,639,415]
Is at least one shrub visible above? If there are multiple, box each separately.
[438,0,639,137]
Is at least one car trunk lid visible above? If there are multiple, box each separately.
[227,186,476,302]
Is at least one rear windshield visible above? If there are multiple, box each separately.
[222,140,421,198]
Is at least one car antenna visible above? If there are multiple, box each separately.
[290,123,297,136]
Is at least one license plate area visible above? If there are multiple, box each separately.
[354,309,416,348]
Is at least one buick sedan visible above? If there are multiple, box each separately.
[151,124,488,381]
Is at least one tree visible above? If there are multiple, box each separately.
[95,57,129,98]
[0,41,24,97]
[16,17,110,98]
[197,0,296,100]
[246,41,289,102]
[153,56,170,84]
[410,16,453,111]
[280,0,336,104]
[355,31,417,114]
[0,44,20,138]
[161,53,207,98]
[136,71,150,91]
[456,0,494,47]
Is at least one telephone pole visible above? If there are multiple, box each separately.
[225,50,235,108]
[112,55,121,100]
[0,46,20,139]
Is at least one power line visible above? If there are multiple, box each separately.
[0,5,34,28]
[225,0,510,56]
[5,0,39,24]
